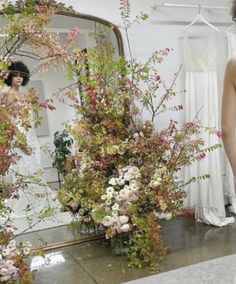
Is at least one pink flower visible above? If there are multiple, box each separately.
[0,259,19,282]
[199,152,206,160]
[216,131,222,138]
[67,27,79,42]
[162,48,170,56]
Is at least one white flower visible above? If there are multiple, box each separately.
[5,260,14,267]
[112,203,119,211]
[128,193,138,202]
[101,194,107,200]
[119,215,129,224]
[116,195,123,202]
[155,212,165,219]
[108,178,117,186]
[7,240,16,251]
[106,192,113,199]
[119,188,130,200]
[130,166,139,171]
[2,248,10,257]
[129,183,139,192]
[102,216,115,227]
[112,216,118,222]
[0,260,18,280]
[0,275,11,282]
[150,180,161,187]
[106,199,112,206]
[120,223,130,232]
[165,212,172,220]
[112,211,118,217]
[23,247,31,256]
[117,178,125,186]
[5,225,14,234]
[129,166,140,175]
[124,172,133,181]
[155,212,172,220]
[120,166,130,173]
[123,185,130,191]
[106,186,114,195]
[0,268,9,275]
[115,225,122,234]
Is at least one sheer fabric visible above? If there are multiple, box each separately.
[184,33,234,226]
[5,113,56,219]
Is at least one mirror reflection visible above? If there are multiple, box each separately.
[0,8,123,248]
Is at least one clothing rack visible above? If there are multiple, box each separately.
[151,3,230,11]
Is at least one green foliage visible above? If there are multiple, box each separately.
[52,129,73,175]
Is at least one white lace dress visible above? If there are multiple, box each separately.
[184,32,234,226]
[5,112,55,219]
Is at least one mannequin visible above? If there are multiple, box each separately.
[4,61,54,220]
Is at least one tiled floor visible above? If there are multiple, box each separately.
[24,214,236,284]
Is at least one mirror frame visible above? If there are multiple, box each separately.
[10,0,124,56]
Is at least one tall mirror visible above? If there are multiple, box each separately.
[0,1,124,250]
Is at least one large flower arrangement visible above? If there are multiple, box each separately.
[0,0,222,274]
[56,9,221,268]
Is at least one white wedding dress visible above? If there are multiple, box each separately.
[4,109,72,234]
[184,32,234,226]
[6,113,54,219]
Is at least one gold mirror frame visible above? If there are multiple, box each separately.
[11,0,124,56]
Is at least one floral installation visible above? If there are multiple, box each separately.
[56,3,221,269]
[0,0,223,275]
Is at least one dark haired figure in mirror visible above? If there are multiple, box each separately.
[222,0,236,214]
[4,61,54,229]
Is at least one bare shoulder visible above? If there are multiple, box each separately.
[224,59,236,84]
[4,90,18,104]
[226,58,236,73]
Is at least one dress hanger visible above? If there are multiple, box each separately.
[184,5,219,32]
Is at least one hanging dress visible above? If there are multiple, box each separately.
[184,32,234,226]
